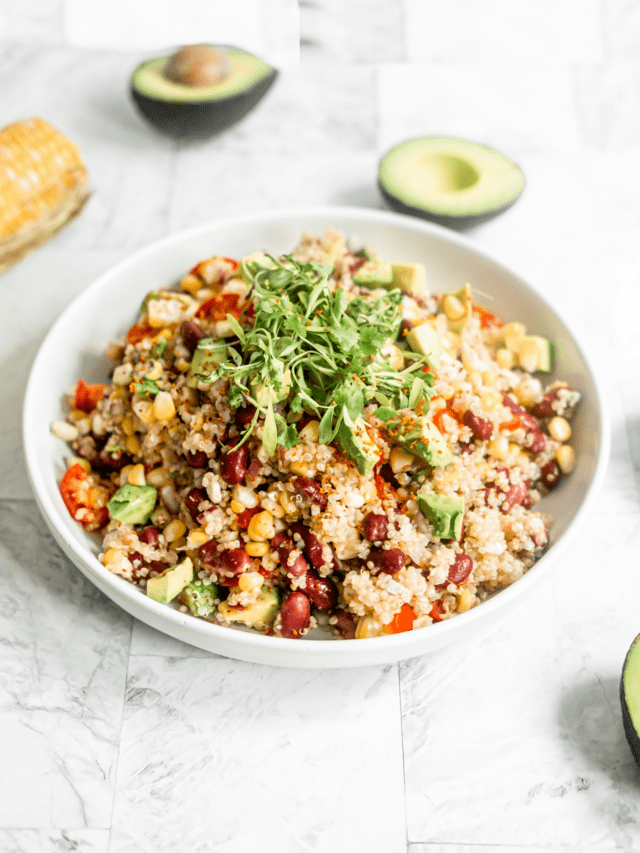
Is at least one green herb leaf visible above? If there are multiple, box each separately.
[374,406,397,422]
[133,377,161,397]
[151,339,168,359]
[279,424,300,449]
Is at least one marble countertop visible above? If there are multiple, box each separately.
[2,2,640,851]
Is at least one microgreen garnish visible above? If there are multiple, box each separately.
[211,255,434,454]
[133,376,161,397]
[151,339,167,359]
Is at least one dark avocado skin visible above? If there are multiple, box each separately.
[378,179,521,231]
[130,69,277,138]
[620,634,640,765]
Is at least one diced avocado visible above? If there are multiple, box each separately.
[218,585,280,629]
[386,413,453,468]
[177,579,220,619]
[390,262,428,297]
[417,492,464,540]
[352,261,394,288]
[405,322,442,369]
[517,335,553,373]
[146,557,194,604]
[444,283,472,333]
[189,338,228,382]
[337,414,380,477]
[240,250,278,283]
[250,366,292,406]
[107,484,157,525]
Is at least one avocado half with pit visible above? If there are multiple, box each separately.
[621,633,640,764]
[378,136,525,229]
[130,44,277,138]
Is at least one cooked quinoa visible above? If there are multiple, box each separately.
[53,229,580,640]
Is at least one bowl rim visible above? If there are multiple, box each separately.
[22,205,611,663]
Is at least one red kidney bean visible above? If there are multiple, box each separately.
[180,319,207,355]
[525,429,546,454]
[522,496,533,509]
[198,540,222,570]
[289,522,330,569]
[530,387,579,420]
[463,410,493,441]
[502,394,539,433]
[330,608,357,639]
[361,512,389,542]
[279,591,311,638]
[185,487,208,521]
[130,551,167,582]
[220,438,249,485]
[448,553,473,585]
[186,450,208,468]
[501,480,529,513]
[221,547,252,575]
[98,446,132,471]
[247,459,262,479]
[235,404,257,427]
[272,532,309,577]
[377,463,397,485]
[366,547,407,576]
[540,459,561,490]
[300,569,338,611]
[293,477,328,510]
[139,526,160,547]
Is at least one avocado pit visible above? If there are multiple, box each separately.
[130,43,278,138]
[163,44,230,88]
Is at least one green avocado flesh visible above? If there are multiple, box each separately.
[621,634,640,764]
[132,49,275,103]
[379,137,525,227]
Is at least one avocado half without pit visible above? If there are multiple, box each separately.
[130,43,277,138]
[378,136,525,229]
[621,634,640,764]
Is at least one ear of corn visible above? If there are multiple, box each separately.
[0,117,89,274]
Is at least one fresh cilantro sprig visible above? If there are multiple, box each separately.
[211,255,434,455]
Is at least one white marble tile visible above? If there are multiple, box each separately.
[110,657,405,852]
[63,0,300,70]
[377,62,582,156]
[0,0,63,44]
[299,0,405,63]
[0,248,126,500]
[0,500,131,828]
[0,830,109,853]
[404,0,603,64]
[575,58,640,150]
[130,620,216,658]
[408,846,608,853]
[170,150,381,233]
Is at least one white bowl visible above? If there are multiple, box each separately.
[23,207,610,668]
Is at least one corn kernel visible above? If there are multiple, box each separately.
[153,391,176,421]
[164,518,187,543]
[480,389,502,411]
[127,463,146,486]
[230,499,246,515]
[247,510,275,541]
[180,273,202,295]
[146,360,163,381]
[517,339,539,373]
[430,397,447,412]
[443,294,466,321]
[121,414,135,436]
[355,615,384,639]
[482,370,495,387]
[496,348,514,370]
[238,571,264,593]
[187,528,209,548]
[488,436,509,460]
[456,586,476,613]
[556,444,576,474]
[103,548,125,569]
[390,446,415,474]
[146,467,168,487]
[290,460,312,477]
[134,399,156,425]
[469,371,483,389]
[548,416,572,443]
[514,381,538,408]
[125,435,142,456]
[502,321,526,350]
[245,541,269,557]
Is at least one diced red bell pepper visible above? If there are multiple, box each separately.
[74,379,107,414]
[383,603,415,634]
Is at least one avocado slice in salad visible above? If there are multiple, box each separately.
[352,261,394,288]
[188,338,228,384]
[337,414,380,477]
[147,557,194,603]
[107,484,157,525]
[417,492,464,540]
[405,322,441,369]
[218,585,280,629]
[178,579,220,619]
[386,413,453,468]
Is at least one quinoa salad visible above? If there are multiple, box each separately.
[53,229,581,641]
